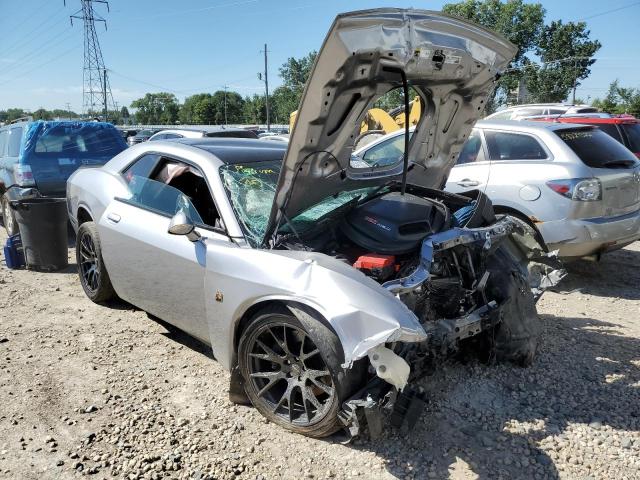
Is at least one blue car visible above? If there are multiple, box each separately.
[0,118,127,235]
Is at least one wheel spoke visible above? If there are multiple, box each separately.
[300,348,320,362]
[305,369,330,379]
[302,385,322,410]
[255,339,285,363]
[249,370,284,380]
[249,352,282,364]
[309,377,334,395]
[256,375,283,397]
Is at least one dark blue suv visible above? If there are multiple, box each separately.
[0,118,127,235]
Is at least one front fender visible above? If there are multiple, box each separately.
[203,242,427,370]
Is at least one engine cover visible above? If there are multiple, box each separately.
[341,192,447,254]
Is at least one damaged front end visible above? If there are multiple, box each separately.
[338,212,565,438]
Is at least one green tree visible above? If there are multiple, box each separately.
[443,0,545,108]
[525,20,601,102]
[442,0,600,108]
[179,91,244,125]
[180,93,215,124]
[274,51,318,119]
[592,80,640,116]
[2,108,27,122]
[243,94,266,124]
[279,51,317,89]
[130,92,180,124]
[50,109,80,119]
[270,86,299,125]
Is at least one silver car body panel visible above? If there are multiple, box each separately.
[265,8,516,242]
[67,140,427,371]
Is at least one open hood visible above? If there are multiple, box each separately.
[263,8,516,245]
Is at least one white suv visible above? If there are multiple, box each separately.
[485,103,599,121]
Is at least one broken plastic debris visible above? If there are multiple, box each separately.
[367,345,410,391]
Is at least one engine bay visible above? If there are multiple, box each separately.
[277,186,518,343]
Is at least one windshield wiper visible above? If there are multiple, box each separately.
[602,159,637,168]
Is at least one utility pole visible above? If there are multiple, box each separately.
[223,85,228,125]
[258,44,270,131]
[70,0,115,120]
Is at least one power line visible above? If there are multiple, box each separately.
[577,1,640,21]
[125,0,261,22]
[0,29,76,78]
[0,43,81,87]
[0,0,63,49]
[1,8,69,55]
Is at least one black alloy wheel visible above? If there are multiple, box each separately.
[238,309,359,438]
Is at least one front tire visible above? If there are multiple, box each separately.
[484,241,541,366]
[76,221,115,303]
[238,307,362,438]
[2,194,18,236]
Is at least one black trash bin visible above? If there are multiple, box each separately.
[10,198,69,271]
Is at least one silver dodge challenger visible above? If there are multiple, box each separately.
[67,9,561,437]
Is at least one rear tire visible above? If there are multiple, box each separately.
[2,194,18,236]
[76,221,115,303]
[238,306,364,438]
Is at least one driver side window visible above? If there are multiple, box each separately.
[127,175,204,224]
[122,154,222,230]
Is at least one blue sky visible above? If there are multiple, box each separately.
[0,0,638,112]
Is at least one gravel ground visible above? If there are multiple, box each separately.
[0,228,639,480]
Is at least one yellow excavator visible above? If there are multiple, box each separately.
[289,96,422,136]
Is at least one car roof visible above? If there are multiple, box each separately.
[174,137,287,164]
[476,119,595,133]
[552,116,640,125]
[498,103,592,109]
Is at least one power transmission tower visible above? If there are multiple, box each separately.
[69,0,115,121]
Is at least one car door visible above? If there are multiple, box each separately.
[97,154,230,343]
[445,129,491,193]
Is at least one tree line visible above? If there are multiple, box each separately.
[1,1,617,126]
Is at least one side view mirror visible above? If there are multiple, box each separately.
[168,210,201,242]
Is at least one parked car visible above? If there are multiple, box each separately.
[531,115,640,158]
[0,118,127,235]
[67,9,557,438]
[117,128,139,142]
[127,129,159,146]
[258,134,289,143]
[356,120,640,259]
[447,120,640,258]
[485,103,599,121]
[148,128,258,141]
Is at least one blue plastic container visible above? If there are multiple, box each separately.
[3,233,25,269]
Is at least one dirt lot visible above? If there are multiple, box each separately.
[0,227,639,480]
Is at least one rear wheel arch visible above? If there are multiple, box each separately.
[493,204,547,249]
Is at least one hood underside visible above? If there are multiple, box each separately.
[263,8,516,245]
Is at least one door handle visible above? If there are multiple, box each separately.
[107,212,121,223]
[457,179,481,187]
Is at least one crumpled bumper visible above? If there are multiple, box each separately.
[339,216,565,438]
